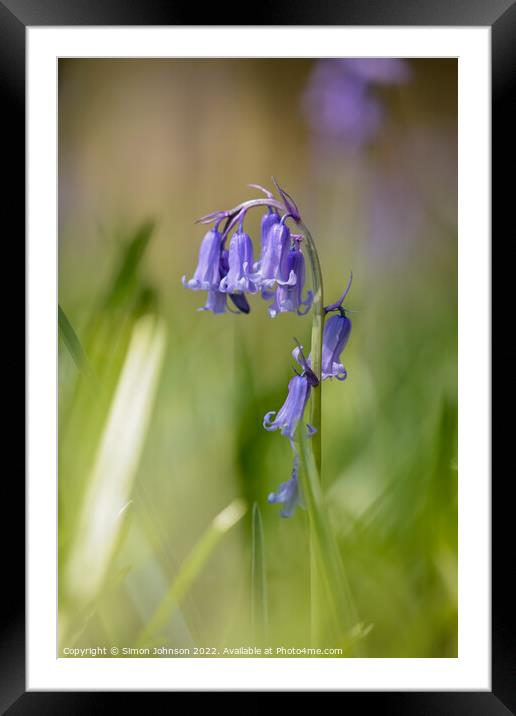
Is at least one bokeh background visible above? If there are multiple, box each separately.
[58,59,457,657]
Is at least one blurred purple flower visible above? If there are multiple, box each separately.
[302,58,411,152]
[268,455,302,518]
[341,58,411,84]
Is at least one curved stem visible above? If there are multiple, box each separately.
[197,198,286,226]
[298,220,324,478]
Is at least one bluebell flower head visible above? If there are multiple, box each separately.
[184,182,308,317]
[182,225,223,291]
[268,455,302,518]
[219,226,257,294]
[268,239,314,318]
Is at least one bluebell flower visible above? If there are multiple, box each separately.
[263,347,318,440]
[291,275,353,379]
[252,221,296,290]
[267,239,313,318]
[320,312,351,380]
[259,209,281,255]
[293,314,350,380]
[198,288,229,314]
[263,375,311,440]
[219,226,257,294]
[182,225,223,290]
[197,248,250,314]
[268,455,302,518]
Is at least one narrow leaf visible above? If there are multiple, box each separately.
[104,221,155,310]
[136,498,247,648]
[58,304,92,377]
[251,502,268,644]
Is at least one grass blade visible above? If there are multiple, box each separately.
[58,304,92,377]
[136,498,247,648]
[63,315,166,607]
[104,221,154,310]
[251,502,268,644]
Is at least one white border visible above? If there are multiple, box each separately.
[27,27,490,691]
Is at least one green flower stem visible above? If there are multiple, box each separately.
[297,220,358,649]
[297,432,358,649]
[298,221,324,478]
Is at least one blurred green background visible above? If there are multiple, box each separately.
[58,59,457,657]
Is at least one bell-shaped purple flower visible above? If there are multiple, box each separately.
[260,209,281,255]
[219,228,257,294]
[253,221,295,290]
[268,455,302,518]
[268,241,313,318]
[182,226,222,290]
[320,313,352,380]
[294,312,351,380]
[196,248,228,313]
[197,248,249,314]
[263,374,313,440]
[198,288,229,314]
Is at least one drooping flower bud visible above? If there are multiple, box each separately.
[320,313,351,380]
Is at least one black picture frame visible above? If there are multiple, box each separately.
[4,0,513,711]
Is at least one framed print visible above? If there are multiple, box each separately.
[3,0,512,710]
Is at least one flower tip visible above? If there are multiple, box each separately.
[271,176,301,221]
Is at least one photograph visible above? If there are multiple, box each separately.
[57,57,458,659]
